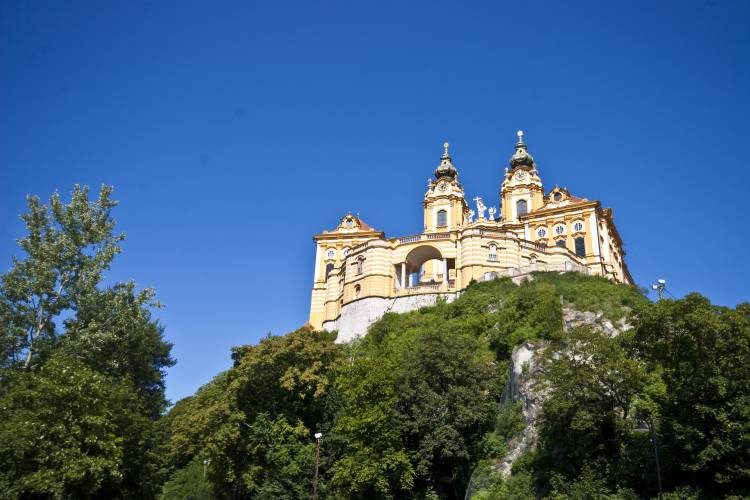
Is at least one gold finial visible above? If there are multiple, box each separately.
[517,130,524,143]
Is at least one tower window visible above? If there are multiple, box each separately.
[537,228,547,238]
[556,239,566,248]
[325,263,334,280]
[356,257,364,275]
[326,249,336,259]
[489,243,498,261]
[437,209,447,227]
[354,284,361,298]
[516,199,528,217]
[573,222,583,232]
[575,237,586,257]
[555,225,565,235]
[553,192,562,201]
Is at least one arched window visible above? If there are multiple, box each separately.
[516,199,528,217]
[575,237,585,257]
[325,263,334,280]
[356,257,364,275]
[555,239,566,248]
[537,227,547,238]
[488,243,498,261]
[354,284,361,298]
[437,209,447,227]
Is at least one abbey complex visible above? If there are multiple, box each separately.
[309,132,632,341]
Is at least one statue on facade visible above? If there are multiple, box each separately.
[467,209,475,222]
[473,196,487,219]
[488,206,496,220]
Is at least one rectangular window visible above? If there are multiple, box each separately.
[437,210,447,227]
[575,237,586,257]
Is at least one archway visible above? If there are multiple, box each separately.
[397,245,452,288]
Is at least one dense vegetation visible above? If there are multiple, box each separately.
[0,186,174,498]
[2,187,749,499]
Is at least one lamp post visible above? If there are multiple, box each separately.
[202,458,210,479]
[651,279,666,301]
[635,416,663,499]
[312,432,323,500]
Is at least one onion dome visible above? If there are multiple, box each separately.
[434,142,458,179]
[509,130,535,169]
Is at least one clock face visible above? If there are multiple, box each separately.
[514,171,527,182]
[438,182,448,192]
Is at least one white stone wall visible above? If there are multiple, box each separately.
[324,292,458,343]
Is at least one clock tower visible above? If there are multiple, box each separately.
[424,143,469,232]
[500,131,544,223]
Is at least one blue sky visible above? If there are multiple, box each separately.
[2,0,749,403]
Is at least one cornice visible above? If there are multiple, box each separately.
[521,200,600,219]
[314,231,385,242]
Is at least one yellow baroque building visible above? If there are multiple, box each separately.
[309,132,632,342]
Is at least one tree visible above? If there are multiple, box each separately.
[332,325,498,499]
[164,327,344,498]
[0,185,123,371]
[633,294,750,496]
[535,325,664,494]
[0,185,174,498]
[0,355,148,499]
[160,456,215,500]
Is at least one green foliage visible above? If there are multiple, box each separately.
[547,466,639,499]
[332,320,499,498]
[0,354,149,499]
[164,327,344,498]
[160,456,215,500]
[633,294,750,496]
[0,186,174,498]
[164,272,650,499]
[1,185,124,371]
[163,271,750,499]
[535,326,662,485]
[530,272,648,321]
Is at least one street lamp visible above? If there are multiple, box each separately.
[634,416,663,499]
[651,279,666,301]
[312,432,323,500]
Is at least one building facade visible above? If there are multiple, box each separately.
[309,132,632,341]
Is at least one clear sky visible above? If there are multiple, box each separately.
[2,1,749,403]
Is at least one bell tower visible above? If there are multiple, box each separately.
[424,143,469,232]
[500,131,544,223]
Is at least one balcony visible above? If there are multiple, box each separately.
[395,279,456,295]
[397,232,452,244]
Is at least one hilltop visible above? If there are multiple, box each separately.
[159,271,750,499]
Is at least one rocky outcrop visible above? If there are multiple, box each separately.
[496,306,632,476]
[562,307,631,338]
[497,340,546,476]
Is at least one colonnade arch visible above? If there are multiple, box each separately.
[395,244,455,288]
